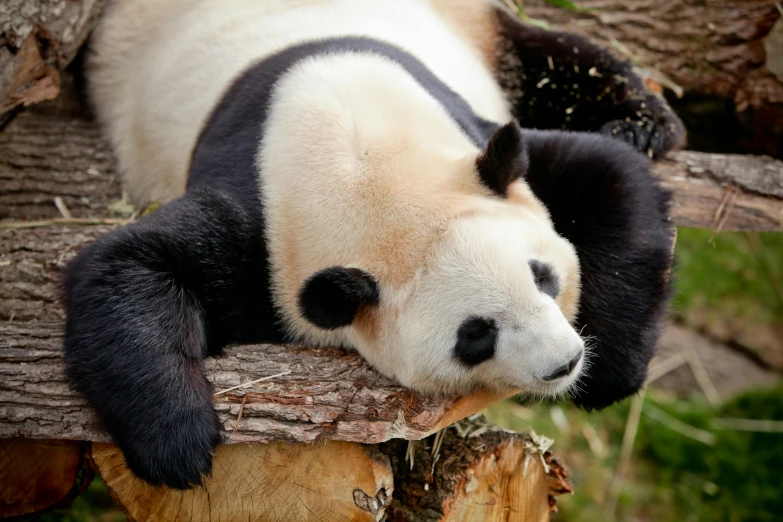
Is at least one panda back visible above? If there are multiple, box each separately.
[87,0,508,205]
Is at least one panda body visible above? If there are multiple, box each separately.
[65,0,683,488]
[89,0,507,204]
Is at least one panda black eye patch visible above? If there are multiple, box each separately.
[529,260,559,298]
[454,317,497,366]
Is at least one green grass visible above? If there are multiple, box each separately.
[485,385,783,522]
[30,479,124,522]
[672,229,783,358]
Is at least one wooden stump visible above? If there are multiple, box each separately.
[91,442,394,522]
[383,421,572,522]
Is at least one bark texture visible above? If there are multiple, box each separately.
[658,151,783,231]
[1,111,781,230]
[525,0,783,156]
[0,0,108,122]
[0,110,119,220]
[0,321,509,445]
[527,0,780,104]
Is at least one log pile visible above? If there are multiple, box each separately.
[2,1,783,521]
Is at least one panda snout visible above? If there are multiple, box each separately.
[541,349,584,382]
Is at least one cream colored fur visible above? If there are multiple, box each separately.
[88,0,585,396]
[88,0,507,205]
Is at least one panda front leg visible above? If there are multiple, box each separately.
[491,8,686,159]
[62,189,275,489]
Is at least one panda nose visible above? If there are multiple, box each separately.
[542,350,583,381]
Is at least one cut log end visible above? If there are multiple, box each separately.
[0,439,93,518]
[382,420,572,522]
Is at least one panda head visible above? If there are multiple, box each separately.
[298,121,587,398]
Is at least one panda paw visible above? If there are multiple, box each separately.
[599,95,686,160]
[599,118,681,160]
[119,402,222,490]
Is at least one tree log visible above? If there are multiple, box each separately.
[382,421,572,522]
[0,438,92,518]
[524,0,783,156]
[0,321,508,446]
[0,0,108,122]
[1,112,781,228]
[658,151,783,231]
[0,424,571,522]
[91,441,394,522]
[0,111,120,221]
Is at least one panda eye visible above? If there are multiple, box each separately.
[454,317,497,366]
[529,260,560,298]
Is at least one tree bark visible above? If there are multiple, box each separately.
[0,111,119,221]
[0,321,510,446]
[524,0,783,157]
[2,111,781,229]
[0,0,108,123]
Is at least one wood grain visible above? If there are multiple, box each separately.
[92,441,393,522]
[1,112,780,230]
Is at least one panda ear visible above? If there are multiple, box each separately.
[476,120,529,197]
[298,267,380,330]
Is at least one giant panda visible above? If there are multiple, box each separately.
[63,0,684,489]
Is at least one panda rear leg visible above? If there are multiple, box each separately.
[490,7,686,159]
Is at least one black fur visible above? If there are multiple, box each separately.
[299,267,380,329]
[521,129,674,409]
[529,260,559,299]
[454,318,498,366]
[62,190,285,488]
[476,120,529,196]
[493,7,686,159]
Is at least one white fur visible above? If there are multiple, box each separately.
[89,0,585,396]
[88,0,509,205]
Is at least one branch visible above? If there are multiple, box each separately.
[2,112,780,228]
[657,151,783,231]
[523,0,782,108]
[0,321,508,445]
